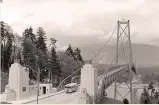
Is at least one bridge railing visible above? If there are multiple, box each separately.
[98,65,129,90]
[98,64,128,76]
[94,65,130,103]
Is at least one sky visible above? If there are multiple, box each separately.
[1,0,159,50]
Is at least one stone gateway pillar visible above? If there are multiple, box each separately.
[9,62,29,100]
[79,61,98,104]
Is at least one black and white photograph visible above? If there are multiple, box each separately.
[0,0,159,104]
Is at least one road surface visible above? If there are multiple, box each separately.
[27,91,80,104]
[27,67,128,104]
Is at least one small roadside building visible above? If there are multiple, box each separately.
[29,83,53,96]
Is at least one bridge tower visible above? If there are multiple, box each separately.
[114,20,134,103]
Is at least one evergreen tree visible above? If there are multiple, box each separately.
[66,44,75,59]
[148,82,155,103]
[28,27,37,43]
[49,38,61,86]
[36,27,47,52]
[22,28,37,80]
[23,28,29,37]
[1,21,6,39]
[74,48,84,62]
[36,27,48,82]
[2,33,14,73]
[57,51,75,82]
[140,87,150,104]
[49,38,57,48]
[74,48,84,75]
[154,91,159,104]
[5,32,14,70]
[1,21,6,72]
[1,22,14,73]
[148,82,155,97]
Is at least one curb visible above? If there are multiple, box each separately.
[11,90,66,104]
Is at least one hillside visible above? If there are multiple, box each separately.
[1,44,159,93]
[76,44,159,74]
[77,44,159,67]
[137,66,159,75]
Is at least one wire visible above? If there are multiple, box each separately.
[25,65,46,74]
[57,66,82,88]
[25,65,38,73]
[91,24,117,61]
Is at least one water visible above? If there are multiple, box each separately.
[106,83,144,104]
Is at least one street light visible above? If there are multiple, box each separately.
[26,64,46,104]
[25,64,40,104]
[36,56,40,104]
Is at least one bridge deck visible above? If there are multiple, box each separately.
[98,66,127,81]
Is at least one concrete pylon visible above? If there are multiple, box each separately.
[79,62,98,104]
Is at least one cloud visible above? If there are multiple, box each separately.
[1,0,159,47]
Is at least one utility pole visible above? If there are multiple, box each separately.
[37,67,40,104]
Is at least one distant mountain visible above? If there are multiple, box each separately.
[77,44,159,67]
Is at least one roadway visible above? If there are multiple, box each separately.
[25,66,128,104]
[27,90,80,104]
[27,87,123,104]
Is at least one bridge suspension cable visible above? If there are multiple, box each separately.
[97,27,136,82]
[57,23,118,91]
[119,33,128,64]
[91,24,118,61]
[94,21,133,82]
[57,66,82,90]
[98,44,130,82]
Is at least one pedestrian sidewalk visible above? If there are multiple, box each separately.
[10,90,65,104]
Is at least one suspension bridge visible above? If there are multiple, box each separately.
[11,19,137,104]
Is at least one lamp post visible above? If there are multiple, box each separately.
[26,64,46,104]
[36,56,40,104]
